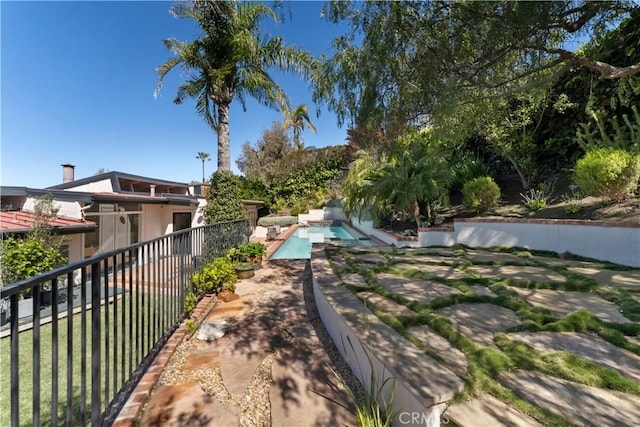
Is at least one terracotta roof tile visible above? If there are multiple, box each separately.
[0,211,96,234]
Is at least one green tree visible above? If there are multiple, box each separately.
[342,129,453,227]
[156,0,318,171]
[283,104,317,150]
[319,1,639,130]
[196,151,211,183]
[203,171,245,223]
[236,121,293,181]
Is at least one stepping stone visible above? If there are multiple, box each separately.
[351,253,388,264]
[339,273,369,288]
[206,298,246,321]
[357,291,414,316]
[530,256,599,268]
[182,341,221,371]
[374,273,460,303]
[270,346,355,427]
[446,394,541,427]
[139,382,239,427]
[388,254,460,265]
[406,325,468,374]
[413,248,457,257]
[509,287,632,324]
[466,250,536,265]
[328,256,350,270]
[466,265,567,283]
[499,371,640,426]
[390,263,468,280]
[568,267,640,290]
[508,332,640,382]
[435,303,521,348]
[472,285,496,297]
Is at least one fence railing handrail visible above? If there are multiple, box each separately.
[0,220,246,298]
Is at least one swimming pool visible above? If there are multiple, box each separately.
[270,224,375,259]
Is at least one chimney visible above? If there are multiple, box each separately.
[61,164,75,183]
[150,184,156,197]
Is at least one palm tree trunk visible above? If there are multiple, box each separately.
[217,103,231,171]
[293,127,302,150]
[202,160,205,183]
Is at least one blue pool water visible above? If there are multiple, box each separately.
[270,225,374,259]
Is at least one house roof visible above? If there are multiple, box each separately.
[0,211,97,235]
[91,192,198,206]
[1,186,93,203]
[47,171,190,191]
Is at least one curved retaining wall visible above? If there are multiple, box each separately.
[354,218,640,267]
[311,248,463,427]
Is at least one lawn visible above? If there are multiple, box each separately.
[0,289,182,426]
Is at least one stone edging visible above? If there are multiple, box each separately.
[112,294,216,427]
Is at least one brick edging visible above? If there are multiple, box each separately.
[111,294,216,427]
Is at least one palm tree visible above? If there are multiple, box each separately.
[284,104,317,150]
[155,1,318,171]
[196,151,211,183]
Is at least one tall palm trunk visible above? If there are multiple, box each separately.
[217,103,231,171]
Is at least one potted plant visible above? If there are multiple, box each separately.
[236,242,267,266]
[233,261,256,280]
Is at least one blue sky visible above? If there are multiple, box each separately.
[1,1,347,188]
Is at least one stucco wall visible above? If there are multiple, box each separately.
[353,217,639,267]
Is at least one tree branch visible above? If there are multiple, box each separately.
[545,48,640,79]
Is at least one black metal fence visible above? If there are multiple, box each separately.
[0,220,250,426]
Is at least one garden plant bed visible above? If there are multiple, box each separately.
[322,244,640,426]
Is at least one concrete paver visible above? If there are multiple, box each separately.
[406,325,468,374]
[374,273,460,303]
[446,394,541,427]
[339,273,369,288]
[466,250,537,265]
[509,287,632,323]
[357,291,415,316]
[388,254,460,265]
[390,263,468,280]
[509,332,640,382]
[568,267,640,290]
[350,252,388,264]
[500,371,640,427]
[471,285,497,297]
[435,303,521,348]
[466,265,567,283]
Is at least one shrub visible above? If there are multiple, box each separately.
[574,148,640,202]
[257,216,298,227]
[184,292,198,315]
[0,236,66,285]
[204,171,245,223]
[462,177,501,213]
[191,257,237,296]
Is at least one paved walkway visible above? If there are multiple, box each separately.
[137,260,357,427]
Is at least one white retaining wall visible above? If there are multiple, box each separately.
[353,217,639,267]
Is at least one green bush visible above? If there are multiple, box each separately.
[462,176,501,213]
[574,148,640,202]
[184,292,198,315]
[257,216,298,227]
[204,171,245,223]
[0,237,66,285]
[191,257,237,295]
[236,242,267,258]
